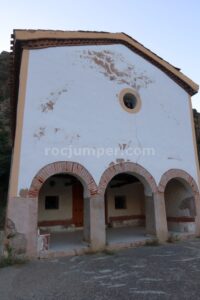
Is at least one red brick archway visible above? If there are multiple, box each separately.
[158,169,199,196]
[28,161,98,198]
[98,162,158,196]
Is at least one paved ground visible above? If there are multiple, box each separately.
[1,238,200,300]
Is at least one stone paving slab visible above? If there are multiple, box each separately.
[1,238,200,299]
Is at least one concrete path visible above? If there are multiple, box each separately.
[1,238,200,299]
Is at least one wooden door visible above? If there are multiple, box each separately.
[72,181,84,227]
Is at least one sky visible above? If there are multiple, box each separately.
[1,0,200,110]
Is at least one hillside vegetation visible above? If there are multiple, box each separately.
[0,51,11,228]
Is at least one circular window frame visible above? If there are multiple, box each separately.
[119,88,141,113]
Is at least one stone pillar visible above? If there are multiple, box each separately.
[89,194,106,251]
[145,195,156,235]
[153,192,168,242]
[83,197,90,243]
[5,196,38,258]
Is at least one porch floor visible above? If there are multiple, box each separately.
[106,226,149,244]
[48,226,153,252]
[49,229,87,251]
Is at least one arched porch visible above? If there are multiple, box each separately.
[98,162,165,246]
[158,169,200,238]
[28,161,98,257]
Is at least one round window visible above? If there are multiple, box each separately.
[123,93,137,110]
[119,88,141,113]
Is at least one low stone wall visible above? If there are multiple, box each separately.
[109,215,145,228]
[168,221,196,233]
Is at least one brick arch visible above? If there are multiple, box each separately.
[28,161,98,198]
[98,162,158,196]
[158,169,199,196]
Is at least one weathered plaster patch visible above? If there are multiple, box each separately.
[39,85,68,113]
[109,159,131,168]
[167,156,182,161]
[54,127,61,133]
[33,127,46,139]
[33,127,81,143]
[65,133,81,143]
[119,141,131,151]
[116,158,125,164]
[41,100,55,112]
[119,143,127,151]
[80,50,153,90]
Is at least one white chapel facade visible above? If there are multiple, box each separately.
[6,30,200,257]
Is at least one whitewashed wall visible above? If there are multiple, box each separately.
[17,44,198,194]
[107,182,145,218]
[38,177,72,221]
